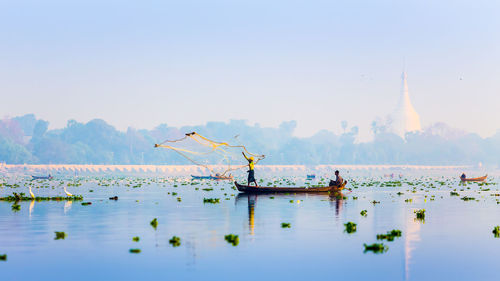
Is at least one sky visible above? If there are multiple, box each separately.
[0,0,499,141]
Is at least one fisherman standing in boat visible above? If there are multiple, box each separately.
[242,152,258,186]
[329,170,343,187]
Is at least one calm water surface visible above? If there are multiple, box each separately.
[0,174,499,281]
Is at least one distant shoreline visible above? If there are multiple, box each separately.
[0,163,475,175]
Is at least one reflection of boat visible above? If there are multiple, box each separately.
[235,181,346,193]
[235,192,345,234]
[191,174,233,180]
[460,175,487,182]
[32,175,53,180]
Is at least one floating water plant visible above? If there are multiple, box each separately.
[0,192,83,202]
[132,236,140,242]
[129,248,141,253]
[414,209,425,220]
[344,222,357,234]
[360,210,367,217]
[81,202,92,206]
[461,196,475,201]
[0,254,6,261]
[363,243,388,254]
[150,218,158,229]
[169,236,181,247]
[11,203,20,211]
[281,222,291,228]
[493,226,500,238]
[203,198,220,204]
[224,234,239,246]
[376,229,402,241]
[54,231,67,240]
[450,191,459,196]
[109,196,118,200]
[371,200,380,205]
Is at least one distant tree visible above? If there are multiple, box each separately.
[341,120,348,134]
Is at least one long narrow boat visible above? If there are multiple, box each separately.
[32,175,53,180]
[192,175,234,180]
[460,175,487,182]
[235,181,346,193]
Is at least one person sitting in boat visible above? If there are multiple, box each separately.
[461,173,466,180]
[242,152,258,186]
[329,170,343,187]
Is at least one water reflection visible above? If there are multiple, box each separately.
[29,200,35,218]
[235,192,346,234]
[328,192,345,219]
[64,201,73,214]
[235,194,257,235]
[404,210,421,281]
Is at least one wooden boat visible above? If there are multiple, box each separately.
[32,175,53,180]
[235,180,346,193]
[460,175,487,182]
[192,174,234,180]
[306,174,316,179]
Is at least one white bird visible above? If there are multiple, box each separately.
[64,185,73,197]
[29,185,35,199]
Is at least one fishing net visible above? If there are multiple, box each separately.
[154,132,265,176]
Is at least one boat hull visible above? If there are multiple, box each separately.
[460,175,487,182]
[235,181,346,193]
[192,175,234,180]
[32,175,53,180]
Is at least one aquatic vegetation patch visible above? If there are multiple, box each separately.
[224,234,239,246]
[129,248,141,253]
[81,202,92,206]
[150,218,158,229]
[169,236,181,247]
[0,254,6,261]
[414,209,425,220]
[360,210,367,217]
[0,192,83,202]
[450,191,460,196]
[281,222,291,228]
[493,226,500,238]
[11,203,20,211]
[109,196,118,200]
[460,196,475,201]
[54,231,67,240]
[203,198,220,204]
[344,222,357,234]
[376,229,402,242]
[363,243,388,254]
[132,236,140,242]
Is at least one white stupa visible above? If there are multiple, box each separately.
[390,71,421,138]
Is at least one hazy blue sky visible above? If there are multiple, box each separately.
[1,0,499,140]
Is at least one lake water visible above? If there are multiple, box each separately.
[0,174,499,281]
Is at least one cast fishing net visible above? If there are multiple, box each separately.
[154,132,265,176]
